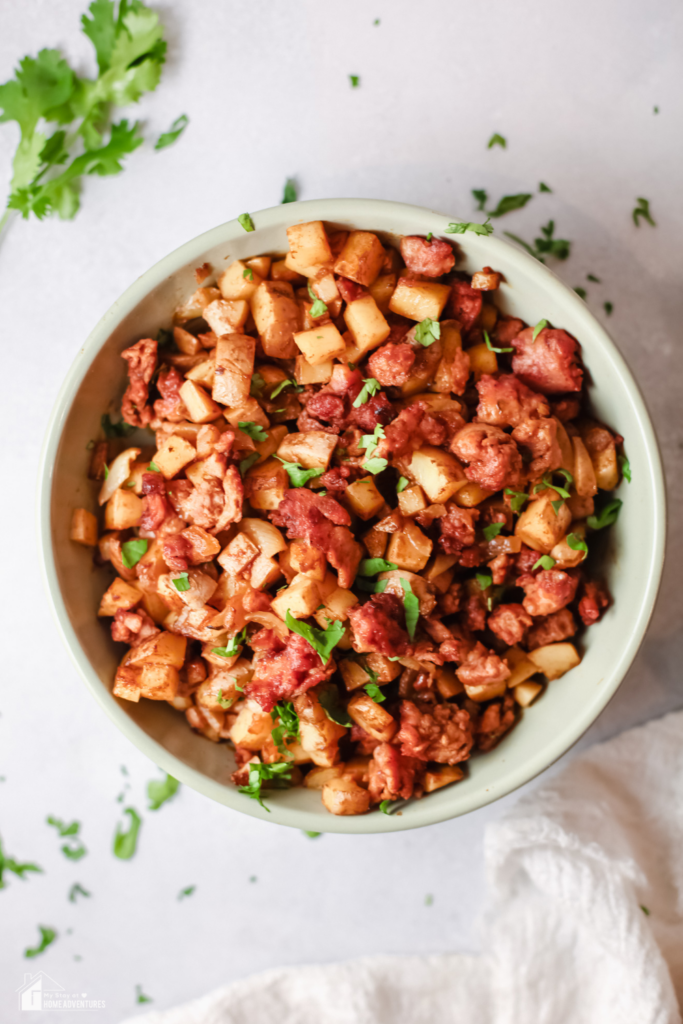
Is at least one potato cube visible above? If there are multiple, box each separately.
[471,269,501,290]
[513,681,543,707]
[138,663,179,701]
[212,334,256,407]
[387,519,433,572]
[453,481,494,507]
[153,434,197,479]
[173,286,220,324]
[128,631,187,668]
[203,298,249,335]
[321,587,358,621]
[286,221,333,275]
[113,663,141,702]
[290,542,326,581]
[181,525,221,564]
[347,692,397,742]
[217,259,263,301]
[345,476,385,521]
[504,645,539,688]
[270,258,305,283]
[293,322,345,366]
[462,676,508,702]
[433,321,465,393]
[515,492,572,553]
[178,380,223,423]
[250,553,283,590]
[304,765,344,789]
[422,765,464,793]
[435,667,463,699]
[218,533,259,576]
[294,689,347,767]
[368,272,397,314]
[550,532,587,570]
[424,553,458,582]
[389,277,450,321]
[229,699,274,750]
[104,489,143,530]
[277,430,337,469]
[572,436,598,498]
[185,356,215,389]
[527,642,581,681]
[365,653,402,682]
[251,424,287,465]
[140,590,170,625]
[172,326,203,356]
[223,396,270,431]
[339,659,374,692]
[238,518,287,557]
[467,342,498,379]
[408,446,467,504]
[244,456,289,510]
[398,484,427,517]
[362,526,387,559]
[98,577,142,617]
[70,507,98,546]
[582,426,619,490]
[334,231,385,286]
[343,294,391,354]
[250,281,300,358]
[322,776,370,815]
[294,355,333,385]
[554,417,575,478]
[270,573,321,620]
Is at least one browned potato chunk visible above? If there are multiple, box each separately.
[433,321,467,393]
[294,322,346,365]
[113,662,141,702]
[178,380,222,423]
[365,653,402,682]
[229,699,273,750]
[290,541,326,581]
[104,489,143,530]
[513,681,543,707]
[319,586,358,621]
[70,508,98,546]
[98,577,142,617]
[515,492,572,553]
[286,221,333,275]
[471,269,501,290]
[389,277,450,321]
[453,481,494,507]
[408,446,467,504]
[217,259,263,301]
[362,526,388,559]
[397,484,427,517]
[303,765,344,789]
[203,298,249,335]
[250,281,300,358]
[572,436,598,498]
[218,533,260,576]
[379,569,436,616]
[386,519,433,572]
[244,456,288,510]
[238,518,287,557]
[250,553,283,591]
[345,476,385,520]
[270,573,321,620]
[153,434,197,479]
[467,342,498,379]
[581,424,619,490]
[368,272,397,314]
[527,642,581,680]
[277,430,337,469]
[334,231,385,286]
[212,334,255,407]
[173,326,203,356]
[294,689,347,767]
[504,646,539,688]
[343,294,391,354]
[347,692,397,742]
[339,659,375,692]
[138,663,179,701]
[422,765,464,793]
[173,286,220,324]
[245,255,271,277]
[181,525,221,564]
[321,776,371,815]
[462,676,508,702]
[295,355,333,385]
[128,631,187,668]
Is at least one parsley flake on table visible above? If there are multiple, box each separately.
[172,571,190,592]
[504,220,570,263]
[304,830,321,838]
[445,218,493,237]
[307,281,328,318]
[641,904,651,915]
[400,578,420,640]
[238,212,254,232]
[373,18,380,25]
[587,273,601,283]
[396,476,409,493]
[276,458,325,487]
[358,558,398,576]
[619,455,631,482]
[68,883,91,903]
[484,329,513,354]
[632,197,655,227]
[364,682,386,703]
[352,377,381,407]
[24,926,57,959]
[239,761,292,811]
[47,816,86,860]
[238,420,268,442]
[286,611,344,664]
[532,555,556,571]
[154,113,188,150]
[488,133,506,149]
[243,266,254,281]
[113,807,142,860]
[487,193,533,218]
[566,533,588,555]
[482,521,504,542]
[539,182,552,192]
[587,498,622,531]
[574,286,587,300]
[472,188,488,210]
[604,301,614,316]
[147,773,179,810]
[178,885,195,900]
[121,538,147,568]
[0,835,42,889]
[414,317,441,347]
[349,74,360,88]
[424,893,434,906]
[282,177,297,204]
[136,984,153,1004]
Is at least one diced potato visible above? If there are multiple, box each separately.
[173,286,220,324]
[98,577,142,617]
[347,692,397,742]
[70,508,98,546]
[504,646,539,688]
[527,642,581,681]
[172,569,217,610]
[467,342,498,379]
[362,526,387,559]
[203,298,249,335]
[181,525,221,564]
[343,294,391,354]
[173,326,203,356]
[317,571,339,603]
[486,534,522,557]
[218,533,260,576]
[513,681,543,707]
[250,280,300,358]
[290,541,326,581]
[138,663,179,701]
[463,676,508,702]
[422,765,464,793]
[339,659,374,692]
[389,277,450,321]
[334,231,385,286]
[246,255,271,277]
[113,663,141,702]
[310,268,341,312]
[277,430,337,470]
[185,357,215,389]
[553,417,575,478]
[294,689,347,767]
[98,446,142,505]
[153,434,197,479]
[433,321,465,393]
[286,221,333,275]
[293,322,346,365]
[304,765,344,789]
[270,258,305,283]
[244,457,288,510]
[471,269,501,290]
[139,590,169,625]
[342,756,371,783]
[217,259,263,301]
[550,531,587,570]
[582,425,619,490]
[270,573,321,620]
[104,488,143,530]
[365,653,402,682]
[178,380,223,423]
[345,476,385,520]
[453,481,494,507]
[223,396,270,431]
[322,776,371,815]
[515,492,572,553]
[128,630,187,668]
[423,553,458,582]
[238,518,286,557]
[229,699,273,750]
[398,484,428,517]
[294,355,333,385]
[378,569,436,617]
[321,587,358,621]
[368,272,397,314]
[212,334,256,407]
[250,553,283,590]
[387,519,433,572]
[408,446,467,504]
[572,436,598,498]
[480,304,497,331]
[435,667,463,699]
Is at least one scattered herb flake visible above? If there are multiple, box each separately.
[212,626,247,659]
[121,538,148,568]
[414,317,441,347]
[349,74,360,88]
[239,452,260,476]
[619,455,631,482]
[476,572,492,591]
[358,558,398,576]
[0,835,42,889]
[359,423,385,458]
[250,372,266,395]
[276,458,325,488]
[282,178,297,204]
[364,682,386,703]
[270,377,302,399]
[504,220,570,263]
[285,612,344,664]
[103,464,109,479]
[472,188,488,210]
[147,774,179,811]
[270,700,300,754]
[488,133,506,149]
[68,883,90,903]
[532,555,556,571]
[574,286,587,300]
[487,193,532,217]
[445,218,493,237]
[641,904,651,915]
[379,800,393,814]
[400,578,420,639]
[24,926,56,959]
[101,414,134,438]
[539,182,552,192]
[482,521,504,542]
[426,232,433,242]
[604,301,614,316]
[304,830,321,837]
[155,113,189,151]
[318,684,352,726]
[307,281,328,318]
[586,273,601,283]
[352,377,381,407]
[532,319,548,342]
[238,212,254,232]
[396,476,409,493]
[424,893,434,906]
[172,572,190,592]
[136,984,152,1004]
[238,420,268,442]
[243,266,254,281]
[113,808,142,860]
[587,498,623,531]
[566,533,588,555]
[239,761,292,811]
[356,577,388,594]
[632,197,655,227]
[505,488,529,513]
[178,885,195,899]
[484,329,513,354]
[362,457,388,475]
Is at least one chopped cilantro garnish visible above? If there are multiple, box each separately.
[426,232,433,242]
[304,830,321,838]
[238,213,254,232]
[396,476,409,493]
[587,498,622,531]
[86,439,95,450]
[318,684,352,726]
[379,799,394,814]
[286,611,345,664]
[363,457,388,475]
[574,286,587,300]
[587,273,601,283]
[604,301,614,315]
[103,464,109,479]
[0,835,42,889]
[47,816,86,860]
[425,893,434,906]
[487,193,532,217]
[482,521,504,542]
[504,220,570,263]
[113,808,141,860]
[400,578,420,639]
[282,178,297,204]
[632,197,655,227]
[566,533,588,555]
[121,538,148,569]
[155,113,189,150]
[239,452,260,476]
[270,701,300,754]
[533,469,573,500]
[358,558,398,576]
[178,885,195,899]
[472,188,488,210]
[539,182,552,192]
[476,572,492,591]
[147,774,179,810]
[356,578,388,593]
[445,218,493,237]
[619,455,631,482]
[349,74,360,88]
[238,420,268,442]
[136,984,153,1004]
[243,266,254,281]
[68,883,90,902]
[307,281,328,318]
[216,688,234,708]
[359,423,385,458]
[532,319,548,342]
[156,328,172,347]
[148,460,161,472]
[532,555,556,571]
[364,682,386,703]
[24,925,56,959]
[270,377,302,399]
[101,414,134,438]
[276,458,325,487]
[352,377,381,407]
[213,626,247,659]
[239,761,292,811]
[414,317,441,347]
[250,371,266,395]
[551,499,565,515]
[172,572,190,592]
[484,329,513,354]
[641,904,651,915]
[488,133,506,149]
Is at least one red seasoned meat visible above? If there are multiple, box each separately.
[450,279,482,331]
[347,593,411,656]
[318,465,361,492]
[456,642,511,689]
[368,743,420,802]
[578,580,610,626]
[527,608,577,649]
[511,417,563,477]
[111,608,158,646]
[246,631,334,712]
[350,724,381,756]
[153,366,187,422]
[518,569,579,617]
[270,489,362,588]
[494,318,524,346]
[376,401,453,460]
[351,390,396,433]
[400,236,455,278]
[463,592,487,633]
[488,553,514,586]
[162,534,191,572]
[451,423,523,491]
[511,327,583,395]
[213,465,244,532]
[336,277,366,304]
[515,544,540,576]
[438,581,463,616]
[552,397,581,423]
[459,545,485,568]
[177,477,226,531]
[488,603,533,646]
[140,472,173,532]
[305,391,346,428]
[367,342,416,386]
[396,700,474,765]
[120,338,157,427]
[476,374,549,428]
[438,504,479,554]
[477,693,516,751]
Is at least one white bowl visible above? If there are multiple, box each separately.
[38,198,666,833]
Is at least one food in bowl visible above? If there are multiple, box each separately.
[69,221,626,816]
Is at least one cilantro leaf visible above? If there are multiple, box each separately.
[276,458,325,487]
[574,286,587,300]
[533,469,573,500]
[484,329,513,354]
[148,460,161,472]
[121,538,148,568]
[414,317,441,347]
[445,218,493,237]
[303,830,321,838]
[551,499,565,516]
[505,488,529,513]
[47,815,79,837]
[0,835,42,889]
[400,578,420,639]
[641,904,651,915]
[532,555,556,571]
[216,688,235,708]
[397,476,409,493]
[476,572,492,590]
[352,377,380,407]
[47,815,86,860]
[604,301,614,316]
[472,188,488,210]
[250,371,266,396]
[178,885,195,899]
[349,74,360,88]
[482,521,504,542]
[532,319,548,341]
[270,701,300,754]
[238,420,268,442]
[566,533,588,555]
[147,773,179,810]
[539,182,552,192]
[307,281,328,318]
[619,455,631,482]
[363,457,388,475]
[282,177,297,203]
[356,577,388,593]
[213,626,247,659]
[504,220,570,263]
[364,682,386,703]
[101,413,134,437]
[633,197,655,227]
[68,882,91,902]
[270,377,302,399]
[24,925,57,958]
[487,193,532,217]
[136,984,153,1004]
[426,232,433,242]
[239,761,292,811]
[587,273,601,283]
[358,558,398,576]
[155,113,188,150]
[243,266,254,282]
[488,133,506,149]
[285,611,344,664]
[587,498,623,531]
[318,684,352,726]
[359,423,385,458]
[113,807,141,859]
[239,452,260,476]
[172,572,190,592]
[238,212,254,232]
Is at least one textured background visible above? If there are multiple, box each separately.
[1,1,682,1020]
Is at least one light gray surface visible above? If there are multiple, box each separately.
[1,1,682,1021]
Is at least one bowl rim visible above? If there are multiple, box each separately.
[37,197,667,833]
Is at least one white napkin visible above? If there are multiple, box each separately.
[123,712,683,1024]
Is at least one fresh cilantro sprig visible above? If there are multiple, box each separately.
[239,452,260,476]
[178,885,195,899]
[363,458,388,475]
[172,572,190,592]
[238,212,254,232]
[113,807,142,860]
[567,533,588,555]
[239,761,292,811]
[414,318,441,347]
[539,182,552,192]
[213,626,248,659]
[270,701,300,755]
[359,423,385,459]
[147,773,179,810]
[472,188,488,210]
[349,74,360,88]
[487,193,532,217]
[396,476,409,493]
[270,378,303,399]
[504,220,570,263]
[238,420,268,442]
[357,558,398,576]
[533,469,573,500]
[587,499,622,531]
[532,555,556,571]
[276,457,325,487]
[47,816,86,860]
[476,572,492,591]
[24,926,57,959]
[482,521,504,542]
[136,985,153,1004]
[121,538,147,568]
[445,218,493,237]
[155,113,188,150]
[484,329,513,355]
[307,281,328,318]
[353,377,381,408]
[505,488,529,513]
[285,611,344,663]
[400,579,420,640]
[364,682,386,703]
[0,835,42,889]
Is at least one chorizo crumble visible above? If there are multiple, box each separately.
[70,221,626,816]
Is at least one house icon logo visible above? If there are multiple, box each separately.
[16,972,64,1011]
